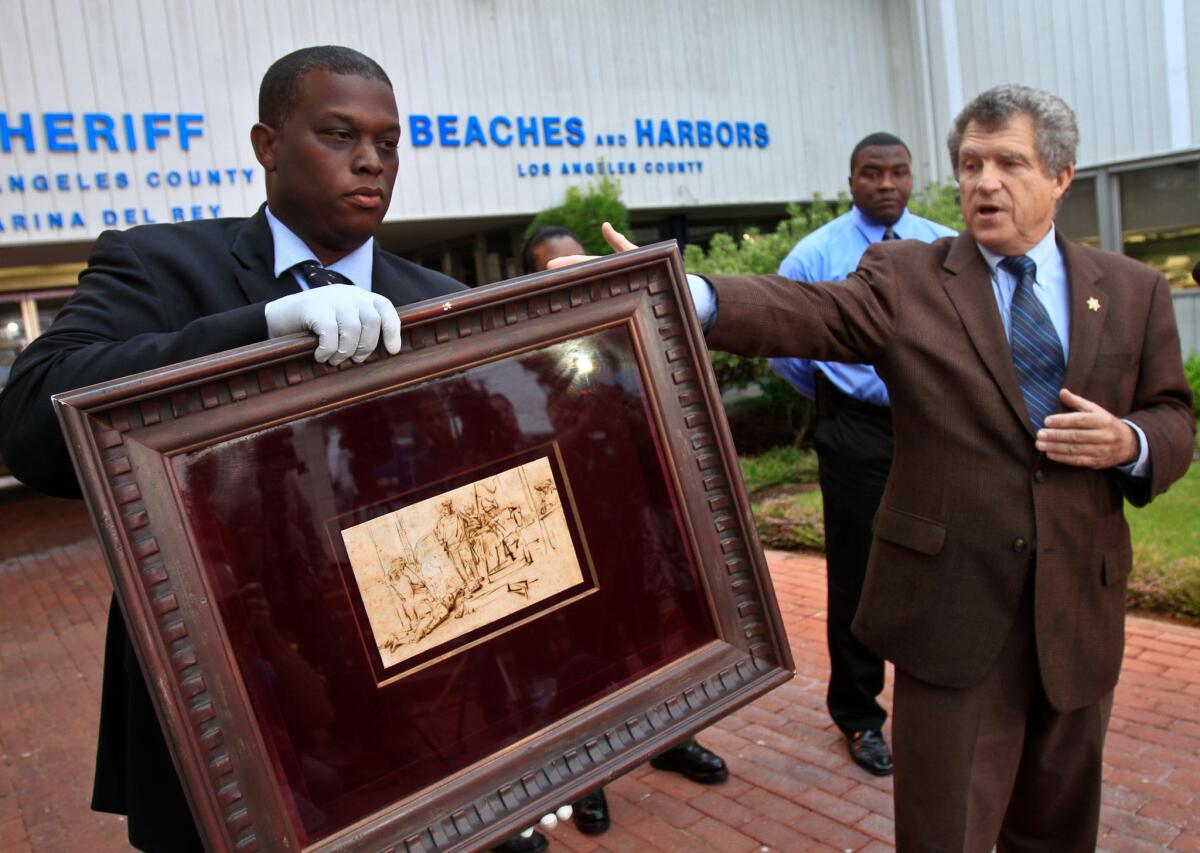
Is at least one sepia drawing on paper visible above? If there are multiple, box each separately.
[341,456,585,669]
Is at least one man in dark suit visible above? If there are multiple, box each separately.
[579,85,1195,851]
[0,46,495,853]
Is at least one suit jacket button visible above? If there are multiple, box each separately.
[1033,470,1045,483]
[1012,538,1028,553]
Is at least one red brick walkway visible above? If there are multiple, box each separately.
[2,486,1199,851]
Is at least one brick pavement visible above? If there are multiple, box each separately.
[2,485,1199,851]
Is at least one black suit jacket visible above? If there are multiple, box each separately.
[0,207,464,851]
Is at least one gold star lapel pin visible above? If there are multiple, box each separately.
[442,301,453,312]
[1086,297,1101,312]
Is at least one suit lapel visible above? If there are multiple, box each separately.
[940,233,1034,436]
[1058,235,1106,398]
[230,205,301,303]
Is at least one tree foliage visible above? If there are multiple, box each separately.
[523,175,632,256]
[683,198,846,278]
[908,181,965,232]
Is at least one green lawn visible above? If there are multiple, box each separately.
[751,489,824,551]
[1127,460,1200,562]
[739,447,825,551]
[738,445,818,492]
[1126,461,1200,621]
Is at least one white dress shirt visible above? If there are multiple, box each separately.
[265,206,375,292]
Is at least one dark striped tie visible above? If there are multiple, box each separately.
[295,259,355,288]
[882,227,898,240]
[1000,255,1065,432]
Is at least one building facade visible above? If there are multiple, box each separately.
[2,0,1198,386]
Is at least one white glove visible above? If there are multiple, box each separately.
[264,284,402,366]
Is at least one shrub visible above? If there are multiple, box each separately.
[682,200,844,277]
[523,175,631,257]
[908,181,965,231]
[1127,542,1200,623]
[753,495,825,551]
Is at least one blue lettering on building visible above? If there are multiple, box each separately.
[0,106,770,223]
[177,114,204,150]
[0,210,87,233]
[84,113,116,151]
[0,169,252,193]
[437,115,460,147]
[628,119,769,149]
[514,159,708,179]
[564,117,584,146]
[0,110,767,156]
[408,114,433,146]
[489,116,512,147]
[462,116,487,147]
[516,116,538,146]
[0,113,34,153]
[401,115,592,149]
[45,113,77,152]
[141,169,254,189]
[0,112,208,153]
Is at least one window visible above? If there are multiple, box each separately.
[1120,161,1200,288]
[0,288,74,395]
[35,296,70,335]
[0,299,26,393]
[1055,175,1099,246]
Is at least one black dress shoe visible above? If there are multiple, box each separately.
[847,729,893,776]
[572,787,610,835]
[491,830,548,853]
[649,738,729,784]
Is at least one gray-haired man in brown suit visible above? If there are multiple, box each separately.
[567,85,1195,851]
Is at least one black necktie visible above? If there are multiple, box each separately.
[999,255,1066,432]
[294,259,354,288]
[882,227,898,241]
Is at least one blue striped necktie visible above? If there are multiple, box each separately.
[1000,255,1065,432]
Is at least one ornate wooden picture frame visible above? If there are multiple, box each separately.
[54,243,794,852]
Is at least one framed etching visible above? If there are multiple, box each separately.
[333,446,599,685]
[55,243,794,852]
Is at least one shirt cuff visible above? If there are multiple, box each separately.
[686,274,717,331]
[768,357,817,399]
[1117,419,1152,478]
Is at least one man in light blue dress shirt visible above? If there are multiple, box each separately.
[770,133,955,778]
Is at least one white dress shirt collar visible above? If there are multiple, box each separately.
[975,224,1059,278]
[264,205,375,289]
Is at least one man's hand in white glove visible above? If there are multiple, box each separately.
[264,284,402,366]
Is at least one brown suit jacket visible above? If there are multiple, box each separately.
[708,232,1194,711]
